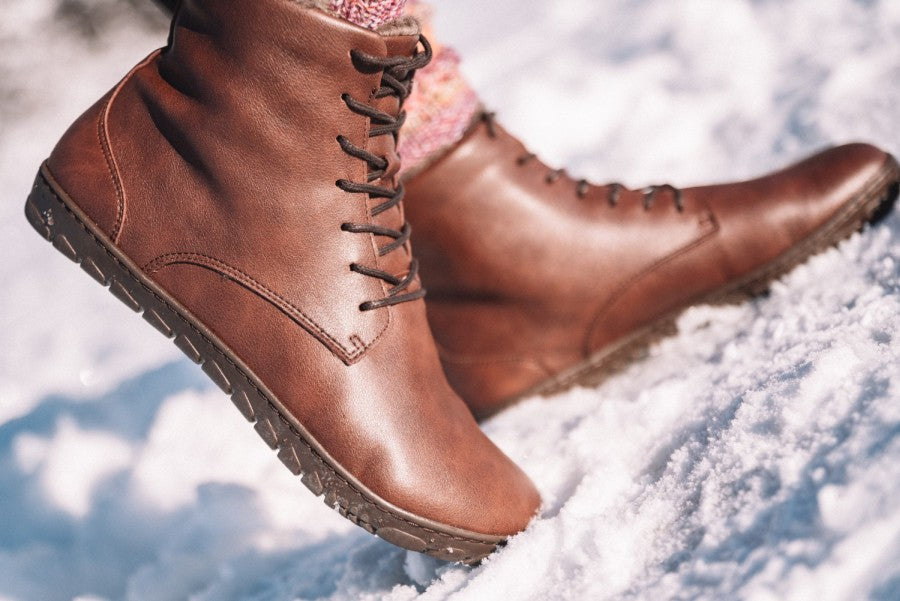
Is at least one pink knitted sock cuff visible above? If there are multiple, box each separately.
[396,0,481,176]
[328,0,408,30]
[399,45,480,176]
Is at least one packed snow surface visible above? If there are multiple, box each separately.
[2,1,900,600]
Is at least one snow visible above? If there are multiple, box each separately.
[2,1,900,600]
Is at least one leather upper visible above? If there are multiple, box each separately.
[46,0,539,536]
[403,116,893,418]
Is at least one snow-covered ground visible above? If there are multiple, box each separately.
[2,1,900,599]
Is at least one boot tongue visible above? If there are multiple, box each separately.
[369,30,423,285]
[382,33,421,56]
[377,32,420,182]
[369,29,419,288]
[376,15,421,38]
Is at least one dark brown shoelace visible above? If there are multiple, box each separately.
[337,36,433,311]
[481,112,685,212]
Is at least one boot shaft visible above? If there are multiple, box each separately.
[49,0,427,365]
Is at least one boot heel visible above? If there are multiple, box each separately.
[24,174,55,242]
[25,167,115,289]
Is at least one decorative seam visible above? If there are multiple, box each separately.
[427,209,719,367]
[99,50,161,244]
[144,252,389,364]
[584,207,720,354]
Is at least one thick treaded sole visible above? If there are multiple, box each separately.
[25,164,503,564]
[514,155,900,405]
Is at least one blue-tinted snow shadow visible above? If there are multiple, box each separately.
[0,360,437,601]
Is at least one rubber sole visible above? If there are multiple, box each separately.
[25,164,503,564]
[520,155,900,402]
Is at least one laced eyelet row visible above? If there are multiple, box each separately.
[480,111,685,213]
[336,36,433,311]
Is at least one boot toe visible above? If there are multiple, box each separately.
[695,142,899,276]
[798,143,896,216]
[374,426,542,540]
[760,142,895,232]
[466,446,542,537]
[812,143,900,224]
[764,142,898,244]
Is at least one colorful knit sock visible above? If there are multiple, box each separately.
[159,1,409,31]
[398,0,480,177]
[328,0,408,30]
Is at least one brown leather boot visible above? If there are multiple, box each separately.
[404,113,900,419]
[23,2,539,562]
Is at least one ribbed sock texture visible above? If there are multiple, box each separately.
[328,0,408,30]
[323,0,479,174]
[398,0,480,176]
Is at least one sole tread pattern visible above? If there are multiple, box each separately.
[52,234,78,261]
[202,359,233,395]
[109,279,141,312]
[143,308,175,338]
[81,256,109,285]
[230,389,256,422]
[174,334,202,364]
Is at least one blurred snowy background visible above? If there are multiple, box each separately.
[2,0,900,599]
